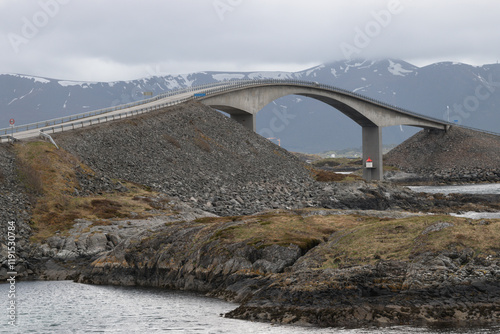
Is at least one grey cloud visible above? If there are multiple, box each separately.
[1,0,499,81]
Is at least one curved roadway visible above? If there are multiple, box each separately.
[1,79,496,144]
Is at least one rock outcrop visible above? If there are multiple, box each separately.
[42,210,500,328]
[227,242,500,327]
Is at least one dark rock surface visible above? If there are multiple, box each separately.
[28,197,218,281]
[54,101,317,216]
[227,245,500,327]
[0,145,34,279]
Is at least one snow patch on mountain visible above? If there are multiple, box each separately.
[212,73,245,81]
[165,80,182,90]
[388,60,413,76]
[14,74,50,84]
[178,74,194,87]
[248,72,293,79]
[356,60,376,69]
[18,88,35,100]
[306,65,324,76]
[353,84,372,93]
[58,80,93,87]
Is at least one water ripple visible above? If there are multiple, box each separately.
[0,280,498,333]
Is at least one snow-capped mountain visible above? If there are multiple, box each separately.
[1,59,499,152]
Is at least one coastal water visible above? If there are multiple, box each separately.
[409,183,500,195]
[409,183,500,219]
[0,281,498,334]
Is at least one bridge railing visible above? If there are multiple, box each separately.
[0,135,15,143]
[0,78,255,136]
[192,78,500,136]
[2,78,498,140]
[0,94,162,135]
[192,78,447,123]
[35,96,193,137]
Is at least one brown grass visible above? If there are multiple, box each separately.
[194,216,240,224]
[163,134,181,148]
[312,159,341,168]
[210,211,339,252]
[14,141,168,241]
[193,136,211,152]
[205,210,500,267]
[312,169,347,182]
[90,199,125,219]
[16,159,44,195]
[311,168,362,182]
[15,141,80,195]
[315,215,500,268]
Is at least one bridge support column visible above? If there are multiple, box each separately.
[362,126,383,181]
[231,114,256,132]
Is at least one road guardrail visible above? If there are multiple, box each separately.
[1,79,498,140]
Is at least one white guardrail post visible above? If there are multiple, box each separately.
[39,131,59,149]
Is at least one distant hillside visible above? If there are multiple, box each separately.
[2,59,500,152]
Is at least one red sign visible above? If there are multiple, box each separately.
[9,118,15,125]
[366,157,372,162]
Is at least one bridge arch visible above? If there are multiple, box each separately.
[198,82,449,181]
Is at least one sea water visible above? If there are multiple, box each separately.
[409,183,500,219]
[409,183,500,195]
[0,281,498,333]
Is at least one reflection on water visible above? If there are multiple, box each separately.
[408,183,500,195]
[451,211,500,219]
[1,281,498,333]
[408,183,500,219]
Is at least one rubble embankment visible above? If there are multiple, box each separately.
[385,127,500,184]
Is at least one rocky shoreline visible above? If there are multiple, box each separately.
[20,208,500,328]
[384,170,500,186]
[225,249,500,327]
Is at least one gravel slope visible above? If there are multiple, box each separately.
[385,127,500,183]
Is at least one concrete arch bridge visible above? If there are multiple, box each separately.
[0,78,451,181]
[196,79,450,180]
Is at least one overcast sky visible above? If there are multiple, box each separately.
[1,0,499,82]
